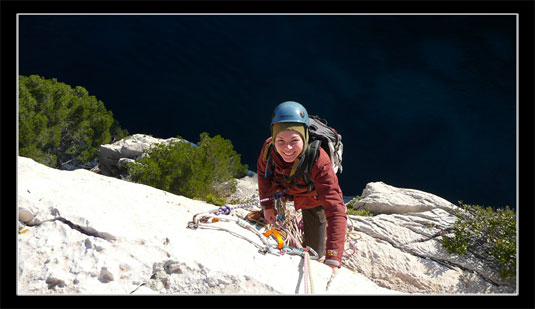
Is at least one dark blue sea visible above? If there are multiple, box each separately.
[18,14,517,209]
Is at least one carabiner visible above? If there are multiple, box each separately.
[263,229,285,249]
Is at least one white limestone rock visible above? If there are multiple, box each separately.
[355,181,458,215]
[96,134,190,178]
[17,156,399,295]
[344,182,515,294]
[17,156,515,295]
[228,172,259,203]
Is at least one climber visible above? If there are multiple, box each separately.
[255,101,348,274]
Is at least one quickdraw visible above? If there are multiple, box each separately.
[280,245,319,259]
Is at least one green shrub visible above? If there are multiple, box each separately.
[441,201,516,280]
[128,132,248,202]
[345,195,361,208]
[204,193,228,206]
[346,208,374,217]
[345,196,373,216]
[18,75,128,168]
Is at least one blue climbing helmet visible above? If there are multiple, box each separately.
[271,101,310,127]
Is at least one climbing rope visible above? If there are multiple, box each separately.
[190,213,279,255]
[187,191,319,294]
[340,215,365,274]
[267,197,305,249]
[267,196,317,294]
[270,200,365,293]
[268,197,363,258]
[187,191,369,294]
[343,216,362,258]
[187,190,318,258]
[304,250,315,294]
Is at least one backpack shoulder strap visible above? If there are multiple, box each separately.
[291,140,321,192]
[262,142,272,162]
[262,142,275,179]
[304,140,322,172]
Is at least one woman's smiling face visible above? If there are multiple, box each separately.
[274,130,304,163]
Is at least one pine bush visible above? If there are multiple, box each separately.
[441,202,516,280]
[18,75,129,168]
[128,132,248,203]
[345,196,373,216]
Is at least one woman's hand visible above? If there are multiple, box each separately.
[263,208,276,224]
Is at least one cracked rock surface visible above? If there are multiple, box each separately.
[17,156,515,295]
[17,156,398,295]
[344,182,516,294]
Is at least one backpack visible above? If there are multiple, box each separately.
[263,115,343,193]
[308,115,343,174]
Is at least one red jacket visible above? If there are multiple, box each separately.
[257,137,347,265]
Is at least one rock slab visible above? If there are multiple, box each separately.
[342,182,516,294]
[17,156,399,295]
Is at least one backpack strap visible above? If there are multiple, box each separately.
[263,143,275,179]
[281,140,321,192]
[262,141,272,162]
[298,140,322,192]
[262,143,293,192]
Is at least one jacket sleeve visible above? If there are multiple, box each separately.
[311,149,347,267]
[257,138,276,210]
